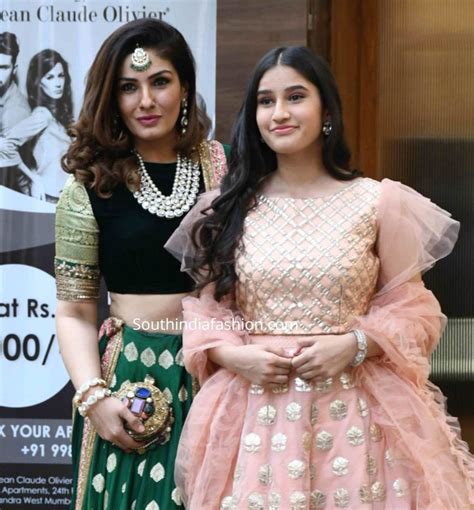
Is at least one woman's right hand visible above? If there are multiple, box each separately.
[210,344,293,388]
[86,396,145,452]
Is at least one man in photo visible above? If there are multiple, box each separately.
[0,32,30,191]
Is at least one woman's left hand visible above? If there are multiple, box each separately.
[291,333,358,380]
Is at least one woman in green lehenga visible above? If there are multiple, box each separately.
[55,19,228,510]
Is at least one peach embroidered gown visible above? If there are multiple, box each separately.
[165,178,474,509]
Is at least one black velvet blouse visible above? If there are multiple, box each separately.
[87,161,205,294]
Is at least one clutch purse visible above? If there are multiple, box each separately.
[114,374,174,453]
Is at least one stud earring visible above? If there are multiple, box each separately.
[322,118,332,136]
[180,97,188,135]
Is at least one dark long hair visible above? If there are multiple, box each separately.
[26,49,73,128]
[194,46,360,300]
[63,18,210,196]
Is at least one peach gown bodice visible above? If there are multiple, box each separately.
[235,178,381,335]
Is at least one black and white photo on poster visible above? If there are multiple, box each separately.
[1,41,72,203]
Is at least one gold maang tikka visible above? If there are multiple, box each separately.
[130,45,151,72]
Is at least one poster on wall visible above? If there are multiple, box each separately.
[0,1,216,508]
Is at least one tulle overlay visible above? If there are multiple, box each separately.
[176,289,473,509]
[168,179,473,509]
[354,283,474,509]
[164,188,220,279]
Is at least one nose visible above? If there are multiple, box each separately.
[272,99,290,122]
[139,85,155,109]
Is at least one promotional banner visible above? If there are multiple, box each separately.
[0,1,216,508]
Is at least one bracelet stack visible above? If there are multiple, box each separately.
[350,329,368,367]
[73,377,111,417]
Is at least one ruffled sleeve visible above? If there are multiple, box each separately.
[164,188,220,280]
[166,188,248,383]
[350,181,473,508]
[376,178,459,293]
[353,179,460,383]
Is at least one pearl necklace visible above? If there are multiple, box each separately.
[133,150,200,218]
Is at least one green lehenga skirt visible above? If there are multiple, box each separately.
[70,318,193,510]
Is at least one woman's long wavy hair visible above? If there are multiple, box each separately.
[194,46,360,300]
[62,18,209,196]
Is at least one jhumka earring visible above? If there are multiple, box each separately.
[130,45,151,72]
[322,117,332,136]
[180,97,188,135]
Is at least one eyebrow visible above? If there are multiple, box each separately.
[257,84,309,95]
[118,69,173,82]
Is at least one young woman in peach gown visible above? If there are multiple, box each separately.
[167,46,473,509]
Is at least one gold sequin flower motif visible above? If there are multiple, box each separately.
[315,430,334,451]
[329,400,348,420]
[257,405,277,425]
[332,457,349,476]
[288,460,306,479]
[286,402,302,421]
[346,425,364,446]
[243,433,262,453]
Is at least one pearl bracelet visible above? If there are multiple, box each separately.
[73,377,107,407]
[77,387,112,417]
[350,329,368,367]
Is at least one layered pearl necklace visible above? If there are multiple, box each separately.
[133,150,200,218]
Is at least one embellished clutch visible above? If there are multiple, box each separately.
[114,375,174,453]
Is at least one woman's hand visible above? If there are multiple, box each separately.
[86,396,145,452]
[291,333,358,380]
[209,344,293,388]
